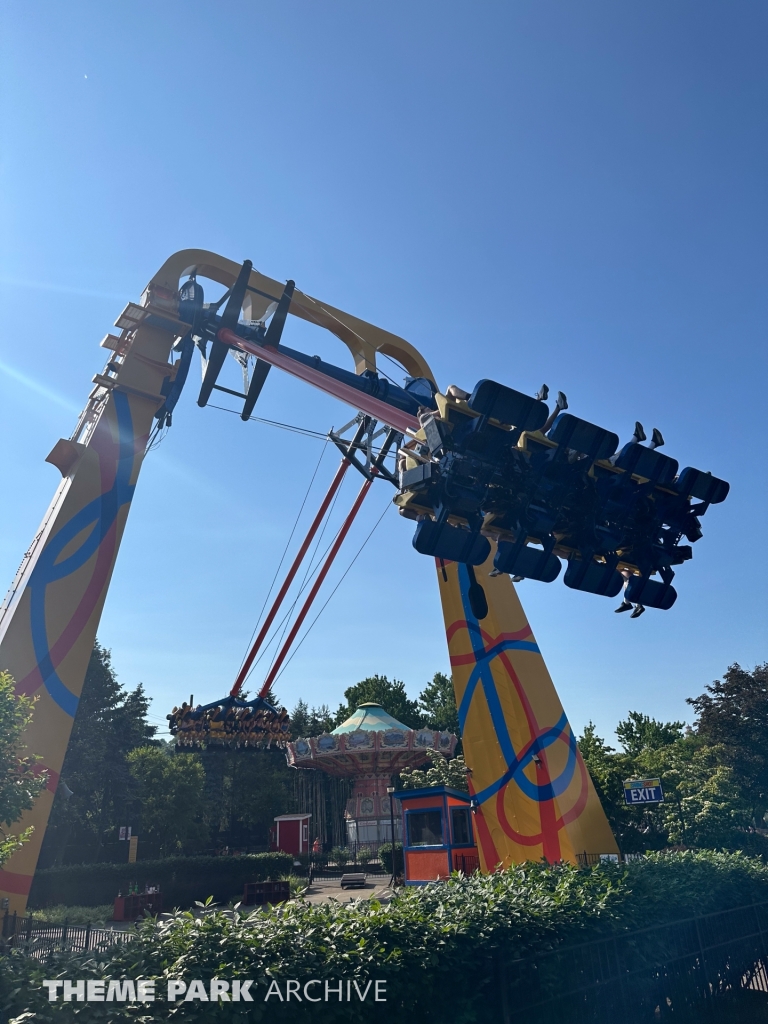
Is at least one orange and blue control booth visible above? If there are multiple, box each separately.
[393,786,479,885]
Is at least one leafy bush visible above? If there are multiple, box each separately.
[278,874,310,899]
[0,670,48,866]
[357,848,373,867]
[378,841,403,875]
[28,851,295,910]
[27,904,114,926]
[5,852,768,1022]
[330,846,349,868]
[400,752,469,792]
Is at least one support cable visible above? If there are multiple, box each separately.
[258,473,375,698]
[235,438,329,675]
[230,456,351,697]
[271,499,391,686]
[238,495,353,689]
[263,469,345,680]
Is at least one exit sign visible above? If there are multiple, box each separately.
[624,779,664,805]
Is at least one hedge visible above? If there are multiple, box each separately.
[4,851,768,1022]
[28,852,296,910]
[377,841,403,875]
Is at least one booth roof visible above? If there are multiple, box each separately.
[331,702,410,735]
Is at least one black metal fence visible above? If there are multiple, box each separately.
[310,842,390,877]
[497,901,768,1022]
[1,911,134,961]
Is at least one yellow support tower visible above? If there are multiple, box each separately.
[0,249,434,913]
[436,554,618,868]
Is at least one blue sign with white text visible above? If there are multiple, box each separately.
[623,779,664,805]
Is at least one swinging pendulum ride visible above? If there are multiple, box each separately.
[0,250,728,911]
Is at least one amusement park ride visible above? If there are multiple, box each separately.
[0,250,728,911]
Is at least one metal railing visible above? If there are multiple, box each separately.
[1,911,135,961]
[497,900,768,1022]
[454,853,480,874]
[310,841,391,877]
[576,852,621,867]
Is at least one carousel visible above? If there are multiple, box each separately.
[286,703,458,845]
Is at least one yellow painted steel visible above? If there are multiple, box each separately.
[0,251,433,912]
[436,553,618,868]
[145,249,435,380]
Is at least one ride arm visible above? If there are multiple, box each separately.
[144,248,435,380]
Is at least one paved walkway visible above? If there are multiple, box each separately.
[302,877,394,905]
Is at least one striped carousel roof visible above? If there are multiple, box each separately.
[331,703,409,735]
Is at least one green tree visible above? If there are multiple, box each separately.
[616,711,685,756]
[201,746,296,850]
[635,738,750,849]
[334,676,424,729]
[127,747,209,857]
[400,752,469,792]
[418,672,459,735]
[688,663,768,826]
[0,671,48,865]
[579,710,753,854]
[291,700,334,738]
[577,723,653,852]
[40,641,157,865]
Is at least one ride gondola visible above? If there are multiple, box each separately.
[167,695,290,751]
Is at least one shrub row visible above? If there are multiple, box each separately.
[28,852,296,910]
[4,851,768,1022]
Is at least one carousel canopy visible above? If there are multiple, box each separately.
[332,702,410,735]
[286,702,458,777]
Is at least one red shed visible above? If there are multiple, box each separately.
[270,813,311,856]
[393,786,479,885]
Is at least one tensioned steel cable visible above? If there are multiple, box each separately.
[259,471,347,685]
[208,402,398,461]
[271,499,392,686]
[235,437,330,676]
[238,483,349,690]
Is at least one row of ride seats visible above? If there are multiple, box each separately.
[443,379,729,500]
[549,412,729,502]
[410,380,728,610]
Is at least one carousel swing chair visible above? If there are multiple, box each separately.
[167,413,399,752]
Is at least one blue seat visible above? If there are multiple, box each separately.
[614,443,679,485]
[494,541,562,582]
[412,520,491,565]
[625,575,677,610]
[548,414,619,461]
[563,557,624,597]
[467,380,548,432]
[675,468,729,504]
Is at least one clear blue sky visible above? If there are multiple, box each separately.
[0,1,765,743]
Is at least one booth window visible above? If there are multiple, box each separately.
[407,810,443,846]
[451,807,472,845]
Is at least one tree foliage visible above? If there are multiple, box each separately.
[417,671,459,735]
[0,671,47,866]
[200,745,296,852]
[39,642,156,865]
[579,666,768,855]
[127,747,208,857]
[334,675,423,729]
[688,663,768,825]
[290,699,334,738]
[400,752,469,792]
[615,711,685,757]
[332,672,461,735]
